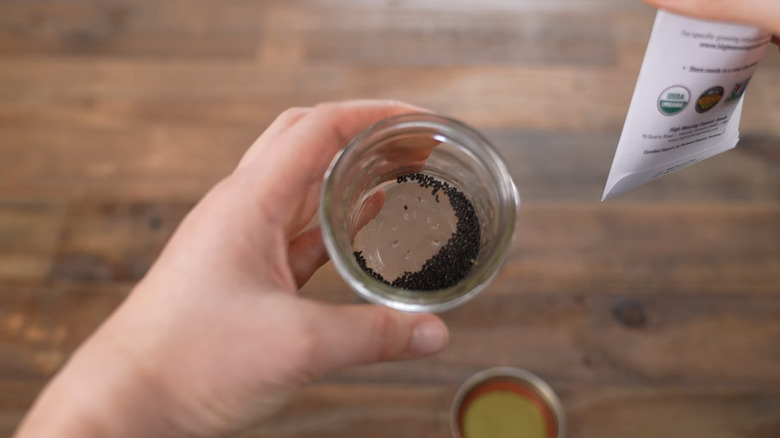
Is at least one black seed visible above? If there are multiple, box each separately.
[354,172,481,292]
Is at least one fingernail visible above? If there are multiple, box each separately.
[409,320,448,356]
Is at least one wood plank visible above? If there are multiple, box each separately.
[1,60,776,134]
[301,12,615,66]
[0,1,269,39]
[304,203,780,300]
[0,201,773,292]
[248,384,780,438]
[3,271,778,386]
[0,203,64,282]
[746,64,780,128]
[318,292,780,388]
[0,2,617,66]
[172,384,780,438]
[0,1,777,131]
[311,0,648,12]
[0,61,640,111]
[507,204,780,296]
[9,200,769,291]
[0,0,647,35]
[0,285,128,381]
[0,1,620,65]
[52,202,192,282]
[0,1,259,58]
[0,125,777,202]
[243,383,452,438]
[0,34,260,60]
[2,381,777,438]
[0,0,770,69]
[488,131,780,202]
[565,388,780,438]
[0,123,255,201]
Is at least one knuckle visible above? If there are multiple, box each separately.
[275,106,311,125]
[286,311,319,367]
[310,102,351,144]
[271,312,320,384]
[379,98,408,108]
[369,309,404,361]
[311,101,340,115]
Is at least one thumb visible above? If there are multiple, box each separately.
[304,303,449,376]
[643,0,780,35]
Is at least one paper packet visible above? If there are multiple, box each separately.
[603,11,773,200]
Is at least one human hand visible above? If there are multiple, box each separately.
[14,101,450,438]
[643,0,780,40]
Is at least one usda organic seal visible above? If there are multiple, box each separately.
[657,85,690,116]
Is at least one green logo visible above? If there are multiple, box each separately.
[725,77,752,104]
[658,86,690,116]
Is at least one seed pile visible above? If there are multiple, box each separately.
[354,173,481,291]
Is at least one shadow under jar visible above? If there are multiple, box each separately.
[319,114,519,313]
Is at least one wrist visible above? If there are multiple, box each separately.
[14,316,180,438]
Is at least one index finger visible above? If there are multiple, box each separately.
[644,0,780,36]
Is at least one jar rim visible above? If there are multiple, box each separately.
[319,113,519,313]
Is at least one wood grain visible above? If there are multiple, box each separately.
[248,384,780,438]
[2,381,778,438]
[3,280,778,386]
[304,204,780,299]
[1,0,779,437]
[0,203,64,282]
[52,202,192,282]
[0,126,776,202]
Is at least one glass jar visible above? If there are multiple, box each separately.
[319,113,519,313]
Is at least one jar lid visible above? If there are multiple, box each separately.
[450,367,566,438]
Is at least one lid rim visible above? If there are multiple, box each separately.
[450,367,566,438]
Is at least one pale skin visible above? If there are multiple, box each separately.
[14,101,450,438]
[643,0,780,42]
[14,2,780,437]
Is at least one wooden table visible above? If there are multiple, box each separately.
[1,1,778,436]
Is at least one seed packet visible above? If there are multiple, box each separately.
[602,11,773,200]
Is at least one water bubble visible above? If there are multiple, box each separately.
[391,225,399,232]
[431,239,441,248]
[412,211,418,219]
[391,240,399,248]
[403,211,410,220]
[404,249,412,260]
[430,222,440,230]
